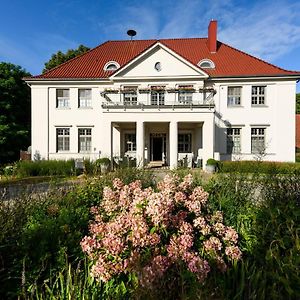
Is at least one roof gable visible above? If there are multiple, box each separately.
[112,42,208,79]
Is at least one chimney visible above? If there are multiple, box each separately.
[207,20,217,53]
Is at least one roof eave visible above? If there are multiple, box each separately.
[209,74,300,80]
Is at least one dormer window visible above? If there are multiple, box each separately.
[104,61,120,71]
[198,59,215,69]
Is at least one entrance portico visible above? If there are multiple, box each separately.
[108,112,214,169]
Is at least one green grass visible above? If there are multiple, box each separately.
[1,169,300,299]
[219,160,300,174]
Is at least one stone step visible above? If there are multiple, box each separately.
[147,161,165,168]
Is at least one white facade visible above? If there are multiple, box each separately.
[27,42,297,168]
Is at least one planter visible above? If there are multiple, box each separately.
[100,164,110,174]
[205,164,216,173]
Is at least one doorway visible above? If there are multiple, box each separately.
[150,133,166,161]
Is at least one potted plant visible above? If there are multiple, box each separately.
[205,158,218,173]
[96,157,111,174]
[138,88,151,93]
[103,88,119,94]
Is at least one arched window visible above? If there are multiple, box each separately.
[104,61,120,71]
[198,59,215,69]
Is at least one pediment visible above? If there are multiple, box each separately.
[111,43,208,79]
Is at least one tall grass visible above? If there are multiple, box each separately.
[14,160,76,177]
[1,168,299,299]
[219,160,300,174]
[204,173,300,299]
[0,168,154,299]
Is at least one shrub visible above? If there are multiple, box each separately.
[205,173,300,299]
[0,168,154,299]
[14,160,75,177]
[206,158,218,166]
[219,160,300,174]
[81,174,242,297]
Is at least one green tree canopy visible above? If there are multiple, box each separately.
[0,62,31,164]
[43,44,90,73]
[296,93,300,114]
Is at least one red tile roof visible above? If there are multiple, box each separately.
[296,115,300,149]
[31,38,300,80]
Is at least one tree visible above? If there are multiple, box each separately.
[0,62,31,164]
[43,44,90,73]
[296,93,300,114]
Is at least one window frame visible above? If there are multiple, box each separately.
[78,128,92,153]
[226,128,241,154]
[227,86,242,107]
[251,86,266,106]
[56,128,70,152]
[123,86,138,105]
[178,133,192,153]
[251,128,266,154]
[151,87,165,105]
[78,89,92,108]
[178,85,193,104]
[124,133,136,152]
[56,89,70,108]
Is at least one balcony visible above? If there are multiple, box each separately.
[101,88,216,110]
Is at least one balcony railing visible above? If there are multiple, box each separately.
[101,88,216,109]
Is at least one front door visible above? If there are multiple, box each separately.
[150,133,166,161]
[152,137,163,160]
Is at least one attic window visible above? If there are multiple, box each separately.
[198,59,215,69]
[104,61,120,71]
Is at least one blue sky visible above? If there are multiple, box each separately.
[0,0,299,90]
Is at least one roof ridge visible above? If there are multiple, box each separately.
[33,41,111,78]
[220,41,299,74]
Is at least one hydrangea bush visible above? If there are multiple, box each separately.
[81,174,241,288]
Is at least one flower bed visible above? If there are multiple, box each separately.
[81,174,241,289]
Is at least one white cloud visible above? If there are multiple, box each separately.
[217,1,300,61]
[98,0,300,63]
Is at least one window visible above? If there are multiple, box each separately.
[198,59,215,69]
[251,128,265,153]
[227,87,241,106]
[252,86,266,105]
[56,89,70,108]
[154,62,162,71]
[123,87,137,105]
[125,133,136,152]
[78,128,92,152]
[56,128,70,151]
[104,61,120,71]
[178,133,192,153]
[151,87,165,105]
[79,89,92,108]
[178,85,193,103]
[227,128,241,154]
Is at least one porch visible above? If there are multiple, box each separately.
[109,120,214,169]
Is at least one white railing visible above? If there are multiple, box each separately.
[101,88,215,109]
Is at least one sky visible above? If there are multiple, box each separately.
[0,0,299,91]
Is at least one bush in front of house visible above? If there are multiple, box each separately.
[0,168,154,299]
[219,160,300,174]
[80,174,242,299]
[14,160,76,177]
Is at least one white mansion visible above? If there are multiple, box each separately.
[25,20,300,168]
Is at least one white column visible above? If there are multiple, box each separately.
[202,115,215,168]
[110,122,114,169]
[169,121,178,169]
[136,121,144,168]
